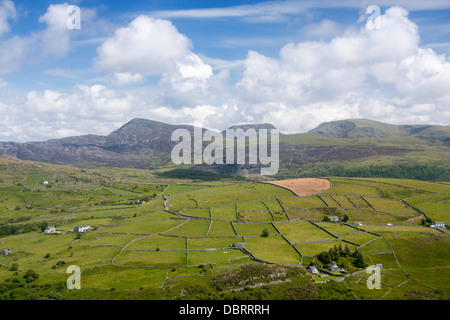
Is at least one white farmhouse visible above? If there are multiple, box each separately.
[44,226,56,234]
[1,249,12,256]
[74,225,91,233]
[431,222,445,228]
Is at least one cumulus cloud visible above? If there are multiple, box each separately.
[95,15,213,91]
[0,0,15,37]
[234,6,450,132]
[95,16,192,74]
[1,5,450,142]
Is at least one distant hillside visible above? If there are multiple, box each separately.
[0,118,449,180]
[309,119,450,142]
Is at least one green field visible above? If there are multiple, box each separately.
[0,160,449,300]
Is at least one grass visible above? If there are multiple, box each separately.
[275,221,336,243]
[324,181,380,197]
[295,240,356,256]
[279,195,325,208]
[165,219,211,238]
[363,197,417,213]
[166,183,294,212]
[104,218,186,235]
[211,205,237,221]
[207,221,237,237]
[359,225,442,233]
[188,237,237,250]
[244,236,301,264]
[115,250,186,267]
[188,249,248,266]
[163,185,207,195]
[127,235,186,250]
[232,222,277,237]
[1,160,449,300]
[313,222,358,236]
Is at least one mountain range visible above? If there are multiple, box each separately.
[0,118,449,179]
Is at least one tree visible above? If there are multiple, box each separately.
[344,244,352,257]
[318,251,331,264]
[261,228,270,237]
[342,215,349,222]
[352,249,365,268]
[24,269,40,283]
[338,243,344,257]
[40,222,49,232]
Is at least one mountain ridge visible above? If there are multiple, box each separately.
[0,118,448,175]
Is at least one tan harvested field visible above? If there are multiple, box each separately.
[266,178,331,196]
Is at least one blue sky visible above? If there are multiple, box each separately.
[0,0,449,141]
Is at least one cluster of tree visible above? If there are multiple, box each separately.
[421,217,433,227]
[156,169,246,181]
[317,244,365,268]
[323,163,450,182]
[281,163,450,182]
[0,223,39,238]
[317,243,352,264]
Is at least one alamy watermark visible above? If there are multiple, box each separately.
[171,125,279,175]
[366,265,381,289]
[66,265,81,290]
[365,5,382,31]
[66,5,81,30]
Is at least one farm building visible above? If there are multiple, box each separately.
[42,181,49,185]
[74,225,91,233]
[44,226,56,234]
[329,216,339,222]
[431,222,445,228]
[328,263,340,271]
[307,265,319,274]
[1,249,12,256]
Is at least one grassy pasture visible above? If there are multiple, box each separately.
[163,185,207,195]
[233,222,277,237]
[188,249,248,266]
[279,195,325,208]
[188,237,238,250]
[211,205,237,221]
[166,183,294,212]
[104,218,186,235]
[237,201,268,212]
[207,221,237,237]
[338,232,379,246]
[295,240,356,256]
[238,210,273,222]
[127,235,186,250]
[359,225,441,233]
[324,181,380,197]
[313,222,358,236]
[181,208,210,219]
[115,250,186,267]
[275,221,335,243]
[244,236,301,264]
[165,219,211,238]
[363,197,417,213]
[331,195,358,209]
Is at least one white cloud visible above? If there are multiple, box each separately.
[0,0,15,37]
[232,6,450,132]
[0,35,33,76]
[38,4,73,57]
[114,72,145,86]
[95,16,192,75]
[301,19,344,38]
